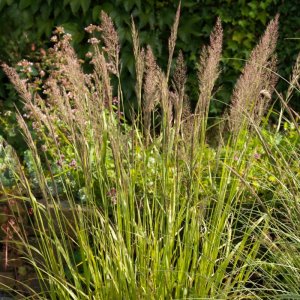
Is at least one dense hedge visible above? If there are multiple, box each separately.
[0,0,299,115]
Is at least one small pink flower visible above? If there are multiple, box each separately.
[85,24,101,33]
[88,37,100,45]
[50,35,58,42]
[85,51,93,58]
[253,153,261,159]
[54,26,65,35]
[69,159,77,168]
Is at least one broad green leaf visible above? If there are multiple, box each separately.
[40,3,51,20]
[124,0,134,12]
[257,11,267,24]
[70,0,80,15]
[54,5,61,18]
[238,19,247,28]
[101,3,115,15]
[232,32,244,43]
[248,1,259,10]
[134,0,141,9]
[0,0,7,11]
[31,0,40,14]
[80,0,90,15]
[92,5,101,21]
[60,22,84,43]
[19,0,32,10]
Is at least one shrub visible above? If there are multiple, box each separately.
[1,4,300,299]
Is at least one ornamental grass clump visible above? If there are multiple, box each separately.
[1,3,300,299]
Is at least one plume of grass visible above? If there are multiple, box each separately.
[100,10,123,119]
[166,1,181,81]
[229,15,279,134]
[172,50,187,140]
[99,11,120,73]
[143,46,161,145]
[131,18,145,111]
[184,18,223,208]
[1,63,32,104]
[91,48,114,111]
[194,17,223,146]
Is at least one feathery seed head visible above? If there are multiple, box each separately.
[167,1,181,80]
[88,38,100,45]
[144,45,160,107]
[2,63,32,103]
[229,15,279,132]
[173,50,187,94]
[85,24,101,34]
[195,17,223,127]
[100,11,120,66]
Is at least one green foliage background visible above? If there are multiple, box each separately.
[0,0,299,122]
